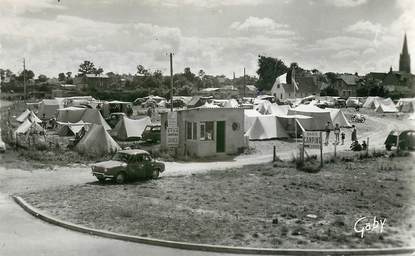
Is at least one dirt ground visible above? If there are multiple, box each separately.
[21,152,415,249]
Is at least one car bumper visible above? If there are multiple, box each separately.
[92,172,115,179]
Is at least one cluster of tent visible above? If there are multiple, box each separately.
[244,102,351,140]
[362,97,398,113]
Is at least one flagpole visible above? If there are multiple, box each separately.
[292,66,298,157]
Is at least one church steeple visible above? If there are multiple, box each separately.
[399,33,411,73]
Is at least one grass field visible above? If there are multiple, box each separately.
[21,152,415,249]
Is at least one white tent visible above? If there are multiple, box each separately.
[197,102,220,109]
[245,115,288,140]
[57,121,89,136]
[56,108,111,130]
[16,109,42,123]
[268,104,291,116]
[15,119,44,135]
[287,105,332,130]
[244,109,262,132]
[112,116,151,140]
[255,100,272,114]
[75,125,121,157]
[363,96,382,109]
[397,98,415,113]
[326,108,351,128]
[374,98,398,113]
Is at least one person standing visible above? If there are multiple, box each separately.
[334,123,340,144]
[351,125,357,142]
[341,131,345,145]
[325,122,331,145]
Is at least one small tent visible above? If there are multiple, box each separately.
[197,102,220,109]
[255,100,273,114]
[15,119,44,135]
[244,109,262,132]
[112,116,151,140]
[397,98,415,113]
[75,125,121,157]
[268,104,291,116]
[38,99,63,119]
[326,108,351,128]
[57,121,89,137]
[56,108,111,130]
[375,98,398,113]
[245,115,288,140]
[16,109,42,123]
[363,96,382,109]
[287,105,332,130]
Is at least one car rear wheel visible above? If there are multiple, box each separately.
[151,169,160,179]
[97,177,106,183]
[115,172,126,184]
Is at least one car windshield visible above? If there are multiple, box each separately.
[112,153,128,162]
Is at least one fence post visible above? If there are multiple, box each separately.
[273,145,276,162]
[367,137,369,152]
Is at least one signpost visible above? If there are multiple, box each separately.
[166,112,178,148]
[302,131,323,167]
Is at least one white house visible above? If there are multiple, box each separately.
[271,73,295,100]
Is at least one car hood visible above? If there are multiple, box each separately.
[92,160,126,169]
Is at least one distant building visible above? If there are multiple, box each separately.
[198,86,239,99]
[239,85,257,98]
[332,74,362,97]
[399,34,411,73]
[74,74,110,89]
[271,72,320,100]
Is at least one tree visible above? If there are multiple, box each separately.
[256,55,288,91]
[95,67,104,75]
[18,70,35,81]
[78,60,96,75]
[198,69,205,78]
[38,74,48,83]
[136,65,149,76]
[183,67,196,82]
[66,72,72,79]
[58,73,66,81]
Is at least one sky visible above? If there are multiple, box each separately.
[0,0,414,78]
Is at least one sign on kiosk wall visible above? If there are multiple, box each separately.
[303,131,322,148]
[167,112,179,147]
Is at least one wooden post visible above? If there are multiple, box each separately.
[273,145,276,162]
[396,133,400,152]
[334,141,337,158]
[301,136,305,163]
[320,131,323,167]
[367,137,369,152]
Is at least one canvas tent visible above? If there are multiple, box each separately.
[57,121,89,137]
[15,119,44,135]
[112,116,151,140]
[197,102,220,109]
[396,98,415,113]
[75,125,121,156]
[287,105,332,130]
[363,96,382,109]
[16,109,42,123]
[326,108,351,127]
[375,98,398,113]
[245,115,289,140]
[57,108,111,130]
[244,109,262,132]
[38,99,64,119]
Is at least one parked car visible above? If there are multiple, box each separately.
[0,140,6,153]
[351,114,365,123]
[142,124,161,143]
[384,130,415,151]
[334,99,346,108]
[91,149,165,183]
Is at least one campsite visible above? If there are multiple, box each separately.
[1,3,415,254]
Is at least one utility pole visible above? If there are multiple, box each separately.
[243,67,246,98]
[23,58,26,100]
[169,53,174,112]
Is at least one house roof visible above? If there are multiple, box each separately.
[338,74,358,85]
[245,85,257,91]
[85,74,109,79]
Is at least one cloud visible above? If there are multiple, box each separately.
[142,0,266,8]
[346,20,384,34]
[326,0,367,7]
[230,16,294,36]
[331,49,360,59]
[0,0,64,15]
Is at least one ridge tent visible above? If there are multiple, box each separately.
[269,104,291,116]
[396,98,415,113]
[245,115,288,140]
[197,102,220,109]
[75,125,121,157]
[244,109,262,132]
[16,109,42,123]
[375,98,398,113]
[255,100,273,114]
[363,96,382,109]
[57,108,111,130]
[38,99,64,119]
[326,108,352,127]
[112,116,151,140]
[287,105,332,130]
[15,119,44,135]
[57,121,89,137]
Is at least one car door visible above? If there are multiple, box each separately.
[141,154,153,177]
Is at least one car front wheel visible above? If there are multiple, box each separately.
[151,169,160,179]
[385,145,392,151]
[115,172,126,184]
